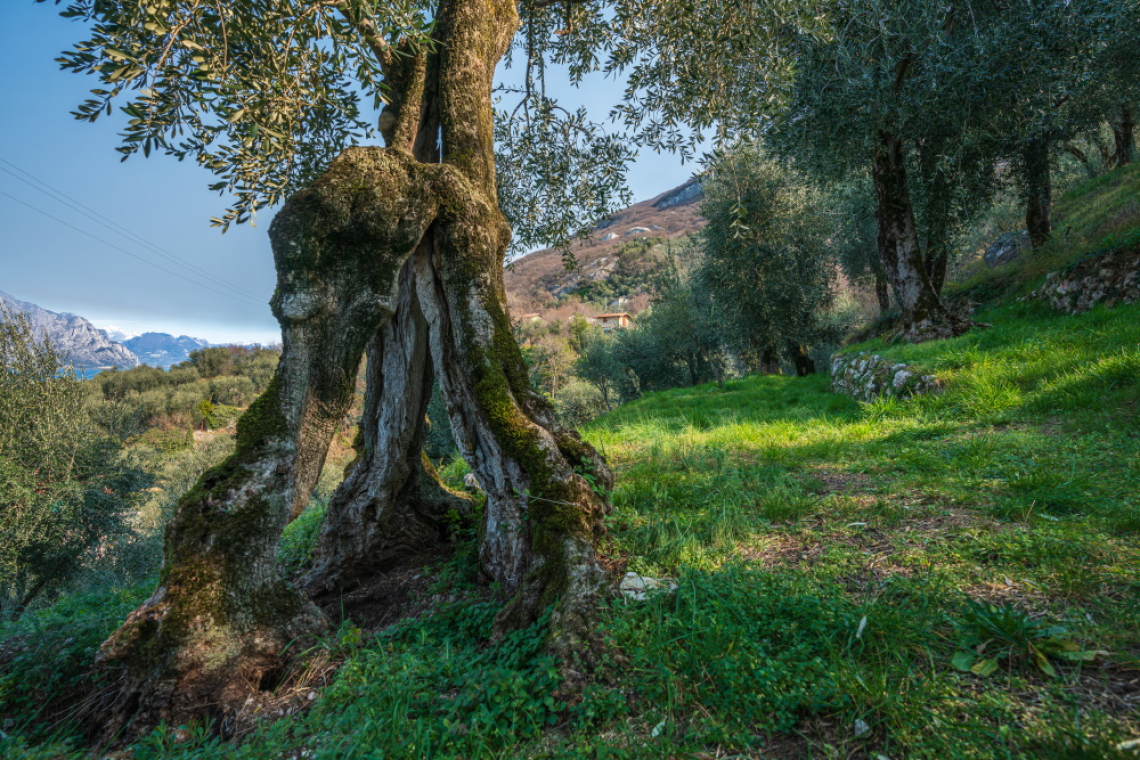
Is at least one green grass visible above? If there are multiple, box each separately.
[7,295,1134,760]
[951,162,1140,306]
[3,176,1140,758]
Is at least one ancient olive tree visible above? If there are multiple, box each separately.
[44,0,629,735]
[977,2,1128,249]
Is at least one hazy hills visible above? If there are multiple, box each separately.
[0,290,139,370]
[0,291,213,370]
[121,333,210,368]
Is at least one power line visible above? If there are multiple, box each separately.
[0,157,265,302]
[0,188,266,308]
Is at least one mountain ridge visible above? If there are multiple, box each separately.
[0,290,139,370]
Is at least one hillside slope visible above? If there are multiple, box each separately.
[505,178,704,310]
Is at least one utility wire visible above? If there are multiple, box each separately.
[0,157,265,302]
[0,189,265,308]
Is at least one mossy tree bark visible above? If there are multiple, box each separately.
[321,0,613,643]
[98,0,614,734]
[304,261,470,594]
[410,0,613,646]
[96,147,456,737]
[872,130,970,342]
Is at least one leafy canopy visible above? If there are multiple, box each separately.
[41,0,635,252]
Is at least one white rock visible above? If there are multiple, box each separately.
[892,369,913,389]
[462,473,483,492]
[619,572,678,601]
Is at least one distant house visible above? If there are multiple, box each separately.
[595,312,633,332]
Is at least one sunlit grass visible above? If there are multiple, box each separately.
[4,253,1139,758]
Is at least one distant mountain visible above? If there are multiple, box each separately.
[124,333,211,368]
[98,326,139,343]
[0,291,139,370]
[505,177,705,312]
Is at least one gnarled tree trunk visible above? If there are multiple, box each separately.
[98,0,615,735]
[304,260,471,594]
[872,130,969,342]
[95,147,458,738]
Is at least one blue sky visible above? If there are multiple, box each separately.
[0,2,694,345]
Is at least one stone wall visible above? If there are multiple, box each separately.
[830,351,941,402]
[1027,245,1139,314]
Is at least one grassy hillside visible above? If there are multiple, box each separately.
[3,172,1139,759]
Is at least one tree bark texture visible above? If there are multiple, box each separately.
[1112,105,1134,169]
[95,147,461,737]
[304,260,471,594]
[872,131,969,342]
[98,0,616,734]
[1024,136,1053,249]
[874,272,890,314]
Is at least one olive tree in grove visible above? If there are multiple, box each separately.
[604,0,1137,341]
[979,2,1133,249]
[698,149,836,375]
[41,0,633,735]
[599,0,985,341]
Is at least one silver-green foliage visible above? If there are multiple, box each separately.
[0,306,145,618]
[699,148,838,357]
[41,0,634,249]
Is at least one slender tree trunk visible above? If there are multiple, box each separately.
[1024,136,1052,249]
[917,142,950,295]
[1112,105,1134,168]
[95,147,453,738]
[789,343,816,377]
[696,335,723,387]
[759,347,780,375]
[874,272,890,314]
[923,212,950,295]
[872,130,968,342]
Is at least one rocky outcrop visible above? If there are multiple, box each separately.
[984,230,1030,268]
[830,351,941,402]
[0,291,138,370]
[1026,245,1140,314]
[652,177,702,209]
